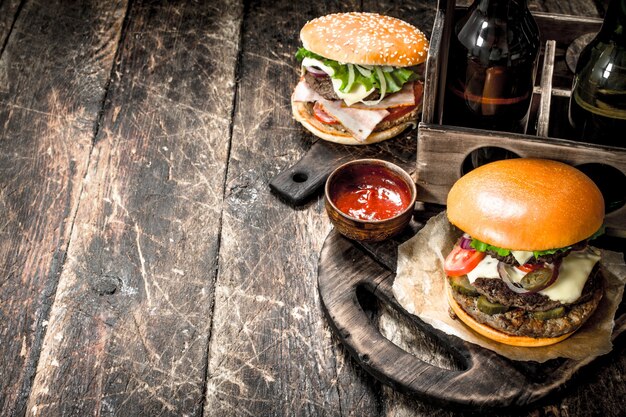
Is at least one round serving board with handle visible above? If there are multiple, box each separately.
[317,224,626,409]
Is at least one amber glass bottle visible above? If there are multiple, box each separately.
[445,0,540,133]
[569,0,626,147]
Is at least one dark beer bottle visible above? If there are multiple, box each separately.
[568,0,626,147]
[445,0,540,133]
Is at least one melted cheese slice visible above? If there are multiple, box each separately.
[467,255,499,284]
[511,250,533,265]
[330,79,374,106]
[540,249,601,303]
[464,249,601,303]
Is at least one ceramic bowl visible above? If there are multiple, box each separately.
[325,159,417,242]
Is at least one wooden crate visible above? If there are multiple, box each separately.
[416,0,626,236]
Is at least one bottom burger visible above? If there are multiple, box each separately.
[443,159,606,347]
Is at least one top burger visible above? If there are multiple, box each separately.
[291,13,429,145]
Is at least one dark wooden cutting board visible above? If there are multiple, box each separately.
[317,224,626,409]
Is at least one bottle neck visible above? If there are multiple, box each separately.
[599,0,626,42]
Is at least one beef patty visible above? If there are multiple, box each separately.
[449,267,604,338]
[304,72,338,100]
[472,266,601,311]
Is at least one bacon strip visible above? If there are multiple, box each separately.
[292,79,324,102]
[292,79,398,141]
[317,99,389,142]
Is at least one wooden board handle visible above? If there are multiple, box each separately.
[317,231,572,408]
[269,141,353,205]
[269,135,417,206]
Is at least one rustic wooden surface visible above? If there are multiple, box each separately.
[0,1,623,417]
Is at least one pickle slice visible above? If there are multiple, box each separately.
[520,267,553,291]
[477,296,509,315]
[449,275,479,296]
[532,306,566,321]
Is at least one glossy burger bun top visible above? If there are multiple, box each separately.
[446,159,605,251]
[300,12,429,67]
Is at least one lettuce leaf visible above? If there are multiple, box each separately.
[296,47,324,62]
[295,47,416,95]
[469,239,511,256]
[469,225,605,259]
[532,247,571,258]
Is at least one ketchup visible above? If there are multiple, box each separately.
[329,165,412,221]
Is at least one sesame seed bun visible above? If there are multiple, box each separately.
[300,12,429,67]
[446,159,605,251]
[291,100,417,145]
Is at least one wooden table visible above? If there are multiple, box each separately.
[1,0,623,416]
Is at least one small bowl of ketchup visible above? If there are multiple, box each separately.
[325,159,416,242]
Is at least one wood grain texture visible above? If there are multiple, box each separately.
[204,1,398,416]
[537,40,556,138]
[0,0,21,55]
[24,1,242,416]
[532,0,603,16]
[0,1,126,415]
[0,0,620,416]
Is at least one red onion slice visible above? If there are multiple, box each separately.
[305,66,328,77]
[498,262,529,294]
[459,234,473,250]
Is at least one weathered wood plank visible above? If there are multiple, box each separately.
[531,0,603,16]
[0,0,21,54]
[0,1,126,415]
[457,0,603,15]
[24,1,242,416]
[203,1,402,416]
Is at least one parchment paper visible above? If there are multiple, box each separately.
[392,212,626,363]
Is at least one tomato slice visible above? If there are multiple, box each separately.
[516,263,543,273]
[313,102,338,124]
[444,245,486,277]
[383,105,416,122]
